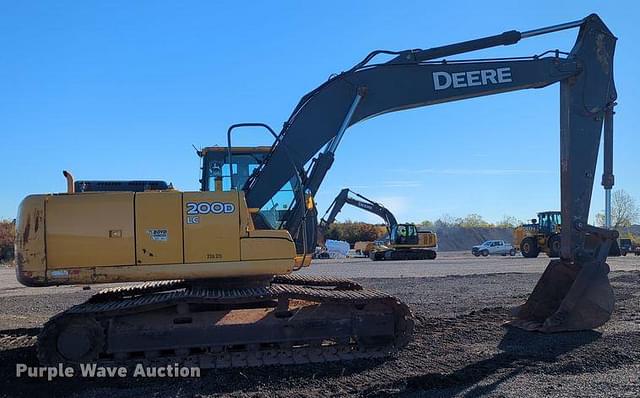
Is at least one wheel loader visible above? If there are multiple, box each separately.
[15,14,620,369]
[513,211,562,258]
[514,211,621,258]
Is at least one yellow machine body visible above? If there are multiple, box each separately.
[385,230,438,250]
[354,241,374,256]
[417,231,438,248]
[512,226,553,251]
[15,190,296,287]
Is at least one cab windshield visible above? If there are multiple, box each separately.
[538,212,561,234]
[391,224,418,244]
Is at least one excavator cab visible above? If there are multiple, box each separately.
[538,211,561,235]
[200,146,271,192]
[390,224,419,245]
[200,146,299,230]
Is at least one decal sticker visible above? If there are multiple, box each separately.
[185,202,235,215]
[432,67,512,91]
[51,270,69,278]
[147,229,168,241]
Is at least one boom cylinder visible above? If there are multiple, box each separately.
[520,19,584,38]
[394,17,585,64]
[602,105,615,228]
[325,90,364,154]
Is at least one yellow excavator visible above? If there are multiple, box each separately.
[16,15,619,369]
[318,189,437,260]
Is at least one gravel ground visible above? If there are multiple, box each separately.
[0,253,639,398]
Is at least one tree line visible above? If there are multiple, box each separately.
[324,189,640,244]
[418,214,522,229]
[0,219,15,262]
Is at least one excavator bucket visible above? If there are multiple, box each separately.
[510,255,614,333]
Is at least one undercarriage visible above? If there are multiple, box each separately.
[370,248,437,261]
[38,275,414,369]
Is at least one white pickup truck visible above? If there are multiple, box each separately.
[471,240,516,257]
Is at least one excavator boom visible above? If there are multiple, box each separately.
[243,14,617,331]
[245,15,615,260]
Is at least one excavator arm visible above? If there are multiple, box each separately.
[244,14,616,264]
[242,14,617,332]
[318,188,349,235]
[319,188,398,237]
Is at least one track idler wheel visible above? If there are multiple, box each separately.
[38,316,105,365]
[510,258,614,332]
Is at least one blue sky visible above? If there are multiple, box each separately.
[1,1,638,224]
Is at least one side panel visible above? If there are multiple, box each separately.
[241,230,295,262]
[513,228,522,249]
[46,193,135,268]
[183,191,241,263]
[418,232,437,248]
[14,195,47,285]
[135,191,184,265]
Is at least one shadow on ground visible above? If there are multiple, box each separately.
[362,326,601,397]
[0,326,388,398]
[0,324,603,398]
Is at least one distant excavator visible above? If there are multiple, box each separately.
[319,188,437,260]
[15,14,618,369]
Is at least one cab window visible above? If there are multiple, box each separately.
[206,154,262,192]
